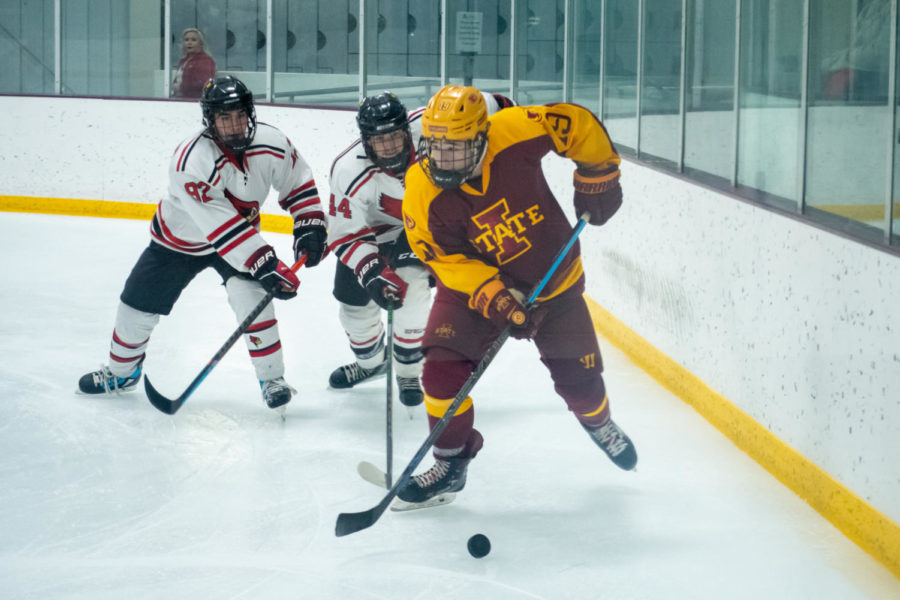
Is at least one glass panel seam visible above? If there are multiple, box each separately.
[54,0,61,94]
[266,0,273,102]
[798,0,809,214]
[636,0,644,159]
[887,0,899,242]
[598,0,605,119]
[678,0,688,173]
[732,0,741,187]
[509,0,516,100]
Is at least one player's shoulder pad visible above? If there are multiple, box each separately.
[484,105,549,153]
[513,103,594,153]
[252,122,289,146]
[401,164,436,233]
[329,140,372,189]
[170,130,220,181]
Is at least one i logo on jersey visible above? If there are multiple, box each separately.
[471,199,544,264]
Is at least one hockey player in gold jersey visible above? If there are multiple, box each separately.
[398,85,637,507]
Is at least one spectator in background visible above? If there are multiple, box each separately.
[172,28,216,99]
[821,0,889,101]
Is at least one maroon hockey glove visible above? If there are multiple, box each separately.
[472,279,534,338]
[247,246,300,300]
[357,256,407,310]
[573,167,622,226]
[292,213,328,267]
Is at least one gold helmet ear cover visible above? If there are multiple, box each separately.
[419,85,490,188]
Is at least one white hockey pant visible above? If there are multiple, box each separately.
[108,302,159,377]
[338,265,430,378]
[225,276,284,382]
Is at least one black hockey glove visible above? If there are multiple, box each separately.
[356,255,407,310]
[247,246,300,300]
[292,213,328,267]
[573,166,622,226]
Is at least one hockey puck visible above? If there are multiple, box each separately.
[467,533,491,558]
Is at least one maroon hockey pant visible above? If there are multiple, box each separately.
[421,285,609,456]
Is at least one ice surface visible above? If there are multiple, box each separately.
[0,213,897,599]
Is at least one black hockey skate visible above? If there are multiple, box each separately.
[78,362,142,394]
[328,360,387,389]
[392,456,470,510]
[583,419,638,471]
[260,377,295,409]
[396,376,424,407]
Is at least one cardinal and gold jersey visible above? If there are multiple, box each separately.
[402,102,620,308]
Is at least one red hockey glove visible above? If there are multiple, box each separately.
[247,246,300,300]
[292,213,328,267]
[472,279,536,339]
[573,167,622,226]
[357,255,407,310]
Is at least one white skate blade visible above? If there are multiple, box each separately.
[390,492,456,512]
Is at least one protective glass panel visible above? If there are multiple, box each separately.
[168,0,263,100]
[602,0,638,152]
[360,0,442,110]
[572,0,602,115]
[61,0,159,97]
[806,0,890,242]
[639,0,683,167]
[737,0,802,210]
[513,0,564,105]
[0,0,55,95]
[269,0,362,106]
[683,0,736,182]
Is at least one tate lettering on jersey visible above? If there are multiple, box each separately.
[471,200,544,264]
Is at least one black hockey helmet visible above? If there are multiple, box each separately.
[201,75,257,151]
[356,91,412,173]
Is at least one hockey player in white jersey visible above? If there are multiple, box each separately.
[326,92,429,406]
[326,90,514,407]
[78,76,328,410]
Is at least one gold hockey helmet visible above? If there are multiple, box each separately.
[418,85,490,188]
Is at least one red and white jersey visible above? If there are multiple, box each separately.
[326,109,424,274]
[326,93,508,274]
[152,122,322,273]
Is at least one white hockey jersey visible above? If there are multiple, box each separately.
[326,108,425,275]
[327,93,509,275]
[152,122,323,273]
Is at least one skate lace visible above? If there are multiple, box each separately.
[342,362,374,385]
[92,366,119,394]
[397,377,420,392]
[596,422,628,457]
[411,459,450,488]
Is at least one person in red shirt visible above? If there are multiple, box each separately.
[172,28,216,99]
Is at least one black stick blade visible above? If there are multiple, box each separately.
[335,510,378,537]
[144,376,184,415]
[335,496,392,537]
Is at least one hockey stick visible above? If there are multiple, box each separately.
[385,304,394,488]
[335,213,590,537]
[145,255,308,415]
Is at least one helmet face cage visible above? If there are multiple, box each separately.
[417,131,488,189]
[357,92,412,173]
[201,76,257,152]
